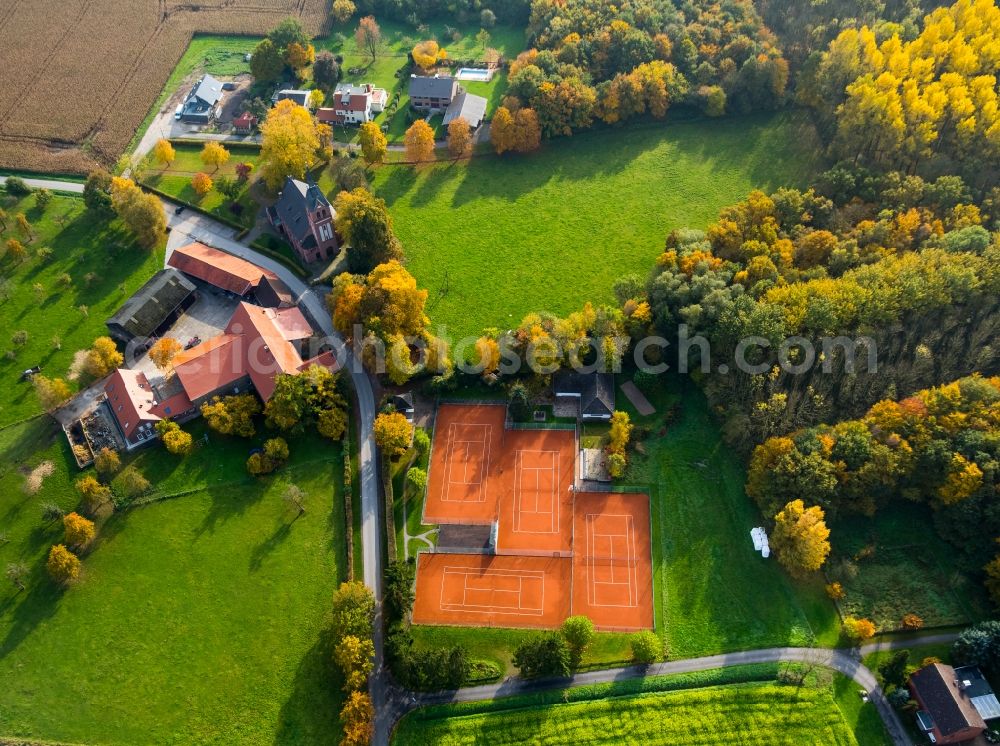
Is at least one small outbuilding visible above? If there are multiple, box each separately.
[553,370,615,421]
[232,112,258,134]
[105,269,196,344]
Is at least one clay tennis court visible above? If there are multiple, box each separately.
[412,553,572,628]
[572,492,654,630]
[423,404,507,525]
[416,403,654,631]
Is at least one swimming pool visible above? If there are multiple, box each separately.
[455,67,493,82]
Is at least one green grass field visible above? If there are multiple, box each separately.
[141,142,261,228]
[0,193,162,428]
[0,416,347,744]
[370,110,824,341]
[620,375,840,657]
[394,663,888,746]
[828,503,988,632]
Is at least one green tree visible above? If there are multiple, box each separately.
[251,38,285,82]
[384,559,416,623]
[561,615,595,666]
[201,393,261,437]
[331,581,376,642]
[513,634,571,679]
[630,630,663,664]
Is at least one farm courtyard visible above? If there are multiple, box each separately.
[371,111,825,340]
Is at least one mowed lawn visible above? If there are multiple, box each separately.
[620,376,840,658]
[394,667,883,746]
[0,193,162,427]
[0,419,348,744]
[371,110,824,340]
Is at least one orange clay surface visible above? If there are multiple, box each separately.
[571,491,655,630]
[412,553,572,629]
[417,403,654,631]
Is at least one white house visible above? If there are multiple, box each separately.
[317,83,387,125]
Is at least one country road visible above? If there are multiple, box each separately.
[0,174,84,194]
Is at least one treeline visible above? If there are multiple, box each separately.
[747,375,1000,599]
[500,0,788,137]
[617,167,1000,452]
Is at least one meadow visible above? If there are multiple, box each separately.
[0,193,162,428]
[828,504,988,631]
[0,1,329,174]
[0,416,348,744]
[394,664,889,746]
[619,375,840,658]
[371,110,825,341]
[141,142,262,228]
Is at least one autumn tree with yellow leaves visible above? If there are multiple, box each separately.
[771,499,831,578]
[260,99,322,190]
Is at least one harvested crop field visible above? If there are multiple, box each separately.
[0,0,327,174]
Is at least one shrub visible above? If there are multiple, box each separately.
[825,581,845,600]
[842,616,876,643]
[901,613,924,630]
[406,467,427,493]
[4,177,31,196]
[561,615,595,664]
[630,630,663,664]
[953,621,1000,674]
[878,650,910,688]
[75,474,112,514]
[115,467,150,500]
[413,427,430,456]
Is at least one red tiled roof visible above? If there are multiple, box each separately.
[349,94,368,112]
[233,112,257,128]
[317,107,344,123]
[228,303,307,400]
[104,369,157,439]
[172,334,245,401]
[299,350,340,372]
[167,242,276,295]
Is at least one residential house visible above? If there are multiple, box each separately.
[272,89,312,108]
[409,74,459,113]
[909,663,998,744]
[265,177,338,264]
[553,370,615,421]
[443,91,488,129]
[105,301,337,449]
[317,83,387,125]
[103,369,196,449]
[167,242,278,297]
[181,75,224,124]
[105,269,196,344]
[232,112,258,135]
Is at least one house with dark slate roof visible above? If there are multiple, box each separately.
[105,269,197,344]
[909,662,995,744]
[553,370,615,421]
[181,75,224,124]
[265,177,338,264]
[409,74,459,113]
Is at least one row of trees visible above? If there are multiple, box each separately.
[330,581,376,745]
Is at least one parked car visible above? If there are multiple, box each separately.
[174,205,185,215]
[174,104,183,120]
[20,366,41,381]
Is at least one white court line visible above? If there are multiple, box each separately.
[442,422,491,503]
[512,449,560,535]
[439,566,545,615]
[585,513,638,608]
